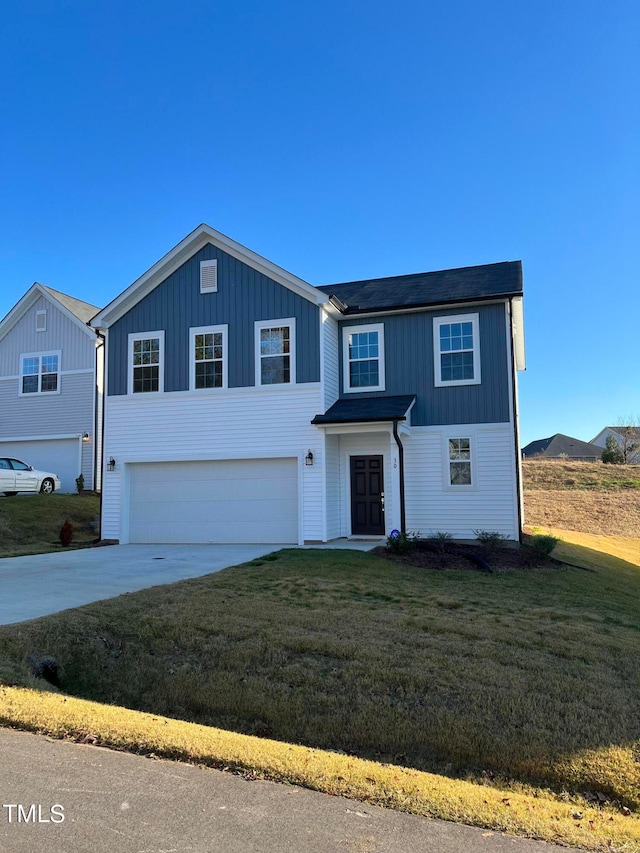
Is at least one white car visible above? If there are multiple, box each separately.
[0,457,62,496]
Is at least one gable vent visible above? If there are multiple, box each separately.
[36,310,47,332]
[200,259,218,294]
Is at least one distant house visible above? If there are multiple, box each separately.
[521,434,603,462]
[591,426,640,465]
[0,283,103,491]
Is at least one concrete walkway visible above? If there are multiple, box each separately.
[0,728,580,853]
[0,541,376,625]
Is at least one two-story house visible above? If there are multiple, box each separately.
[0,283,103,492]
[91,224,525,544]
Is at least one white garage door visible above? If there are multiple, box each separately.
[0,438,80,493]
[128,458,299,544]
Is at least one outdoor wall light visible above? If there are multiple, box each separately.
[305,450,314,466]
[107,457,116,472]
[82,432,90,442]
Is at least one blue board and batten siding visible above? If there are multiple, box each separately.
[339,303,510,426]
[107,244,320,395]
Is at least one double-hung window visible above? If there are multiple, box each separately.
[129,332,164,394]
[343,323,385,393]
[190,325,227,390]
[255,319,296,386]
[20,351,60,395]
[433,314,481,386]
[448,438,472,485]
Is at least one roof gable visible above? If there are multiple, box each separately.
[92,224,329,329]
[0,283,99,344]
[522,433,604,458]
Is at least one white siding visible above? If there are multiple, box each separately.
[325,433,342,540]
[322,312,339,410]
[0,294,95,375]
[403,424,519,539]
[101,384,324,543]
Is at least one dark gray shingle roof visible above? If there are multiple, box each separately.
[317,261,522,314]
[522,434,603,459]
[40,285,100,324]
[312,395,416,425]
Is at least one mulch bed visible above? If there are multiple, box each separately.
[372,541,562,573]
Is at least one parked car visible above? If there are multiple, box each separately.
[0,458,62,495]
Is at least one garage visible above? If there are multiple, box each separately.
[0,437,81,493]
[128,458,299,544]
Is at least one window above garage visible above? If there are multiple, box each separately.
[19,351,61,395]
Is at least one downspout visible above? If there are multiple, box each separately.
[508,298,524,543]
[392,419,406,534]
[97,330,106,541]
[93,332,105,493]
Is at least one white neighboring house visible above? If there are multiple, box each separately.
[0,283,104,492]
[591,426,640,465]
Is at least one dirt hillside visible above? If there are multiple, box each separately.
[522,459,640,538]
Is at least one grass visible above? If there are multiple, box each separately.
[3,685,639,852]
[523,460,640,537]
[0,493,100,557]
[0,546,639,846]
[523,459,640,491]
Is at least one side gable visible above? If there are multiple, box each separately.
[0,283,99,345]
[105,241,322,395]
[92,223,328,329]
[0,284,99,377]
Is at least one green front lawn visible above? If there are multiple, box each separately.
[1,545,638,813]
[0,493,100,557]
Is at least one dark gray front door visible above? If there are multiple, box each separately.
[350,455,385,535]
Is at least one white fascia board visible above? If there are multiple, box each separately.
[93,224,329,329]
[0,283,98,344]
[511,296,526,371]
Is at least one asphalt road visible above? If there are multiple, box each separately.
[0,728,581,853]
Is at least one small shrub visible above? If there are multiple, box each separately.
[75,473,85,494]
[429,531,453,556]
[59,520,74,547]
[473,530,509,552]
[386,529,417,554]
[527,534,559,562]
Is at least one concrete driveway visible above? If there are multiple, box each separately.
[0,541,376,625]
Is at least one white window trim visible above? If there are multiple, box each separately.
[442,433,477,491]
[342,323,386,393]
[254,318,296,388]
[128,331,165,395]
[189,325,228,391]
[19,350,62,396]
[433,313,481,387]
[200,259,218,293]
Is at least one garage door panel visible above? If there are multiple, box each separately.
[128,459,299,544]
[129,519,298,545]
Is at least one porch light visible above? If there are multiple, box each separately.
[305,450,314,466]
[82,432,90,442]
[107,457,116,472]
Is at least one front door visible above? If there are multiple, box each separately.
[350,455,385,535]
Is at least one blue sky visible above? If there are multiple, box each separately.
[0,1,637,445]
